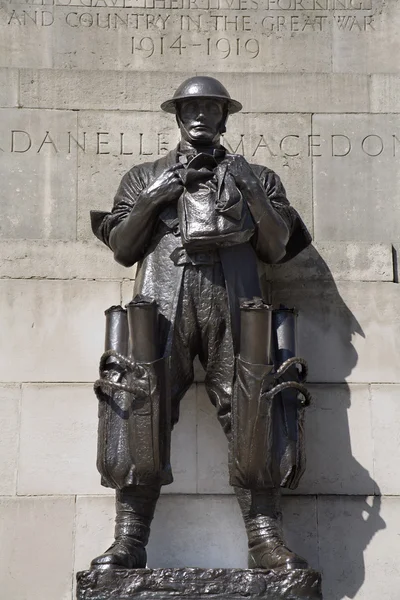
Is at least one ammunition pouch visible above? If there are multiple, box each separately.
[94,301,172,490]
[230,358,277,489]
[230,302,311,490]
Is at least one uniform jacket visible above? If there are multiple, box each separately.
[91,146,311,355]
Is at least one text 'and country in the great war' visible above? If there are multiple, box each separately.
[3,0,379,38]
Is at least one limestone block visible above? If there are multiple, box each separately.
[370,385,400,495]
[0,279,120,382]
[74,495,318,572]
[74,495,115,575]
[20,70,368,114]
[79,111,312,240]
[0,240,134,280]
[313,113,400,243]
[20,69,187,111]
[222,73,368,114]
[0,68,18,107]
[0,108,78,240]
[0,6,331,73]
[0,496,75,600]
[164,385,197,494]
[272,281,400,383]
[371,75,400,113]
[197,383,230,495]
[296,384,375,495]
[145,495,246,569]
[0,385,20,495]
[318,495,395,600]
[269,242,393,282]
[18,383,107,495]
[332,0,400,73]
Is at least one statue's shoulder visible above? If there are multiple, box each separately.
[248,162,276,179]
[124,149,178,183]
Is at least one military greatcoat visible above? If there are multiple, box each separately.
[92,146,311,354]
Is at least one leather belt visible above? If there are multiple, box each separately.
[170,247,221,266]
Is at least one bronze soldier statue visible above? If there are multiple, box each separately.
[90,76,312,572]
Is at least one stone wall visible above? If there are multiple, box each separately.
[0,0,399,597]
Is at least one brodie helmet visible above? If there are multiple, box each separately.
[160,76,242,115]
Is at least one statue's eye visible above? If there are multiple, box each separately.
[181,101,198,117]
[206,101,223,116]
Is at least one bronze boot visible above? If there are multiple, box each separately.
[90,484,160,569]
[235,487,308,570]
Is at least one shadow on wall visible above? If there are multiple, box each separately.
[271,244,386,600]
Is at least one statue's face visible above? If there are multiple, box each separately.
[177,98,226,146]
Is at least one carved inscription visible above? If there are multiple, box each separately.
[2,128,399,158]
[4,5,378,34]
[2,0,382,47]
[130,35,261,58]
[0,0,386,69]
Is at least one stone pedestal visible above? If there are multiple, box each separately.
[76,567,322,600]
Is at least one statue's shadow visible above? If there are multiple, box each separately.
[270,244,386,600]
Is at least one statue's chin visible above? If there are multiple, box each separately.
[187,132,218,147]
[178,120,220,148]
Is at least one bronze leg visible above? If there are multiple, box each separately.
[234,486,308,570]
[91,484,160,569]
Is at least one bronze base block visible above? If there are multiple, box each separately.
[76,567,322,600]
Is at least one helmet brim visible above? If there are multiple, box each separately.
[161,95,242,115]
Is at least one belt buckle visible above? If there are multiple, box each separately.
[189,251,215,265]
[170,248,189,266]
